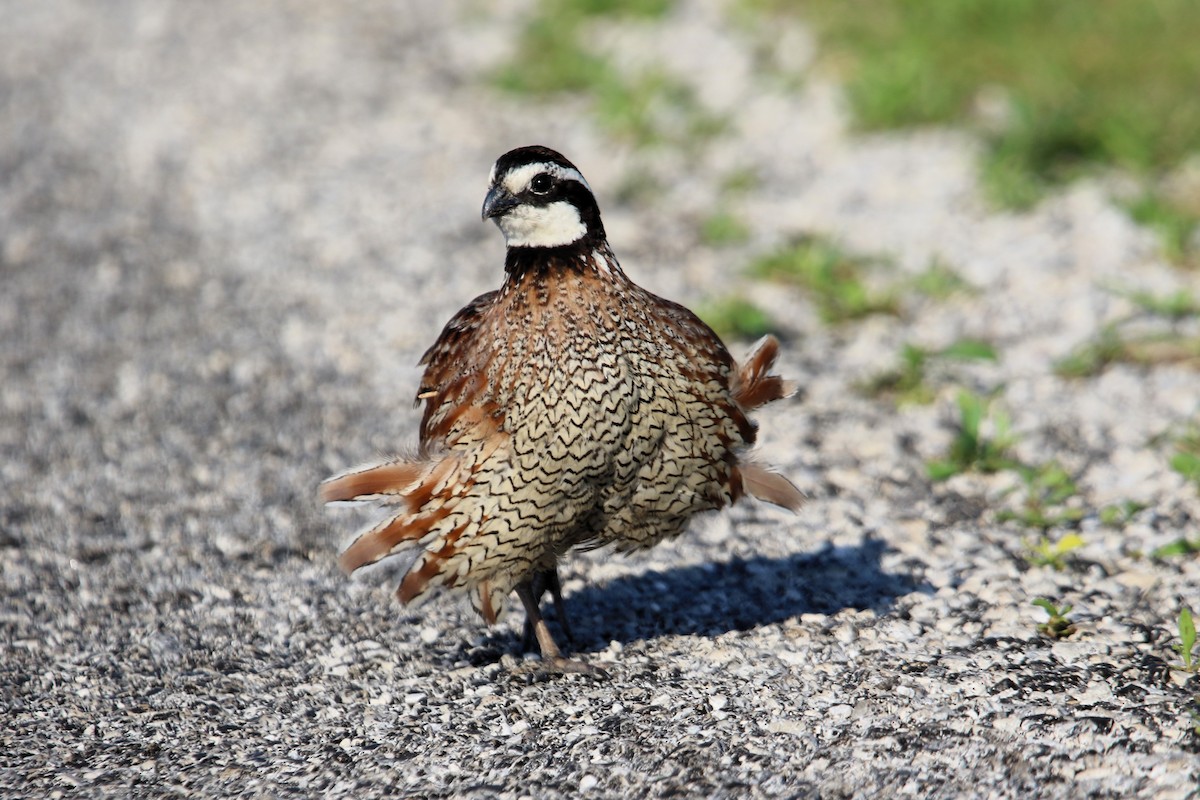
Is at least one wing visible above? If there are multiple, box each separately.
[647,293,758,445]
[414,290,502,450]
[649,296,804,511]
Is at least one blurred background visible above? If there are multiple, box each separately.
[3,0,1199,795]
[4,0,1198,569]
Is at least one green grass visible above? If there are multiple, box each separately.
[862,339,996,405]
[594,70,728,148]
[498,0,1200,262]
[1176,607,1197,672]
[1172,451,1200,485]
[494,0,727,150]
[1032,598,1077,639]
[1152,537,1200,559]
[926,390,1017,480]
[1025,533,1085,572]
[924,395,1126,536]
[720,166,762,195]
[1099,500,1147,529]
[1171,426,1200,489]
[700,210,751,246]
[1126,193,1200,266]
[495,0,673,96]
[1054,326,1128,379]
[980,455,1113,535]
[1055,331,1200,377]
[611,168,664,206]
[746,241,974,330]
[1122,286,1200,320]
[909,260,973,300]
[749,235,898,323]
[998,462,1085,531]
[770,0,1200,205]
[1055,289,1200,377]
[743,0,1200,242]
[696,296,776,340]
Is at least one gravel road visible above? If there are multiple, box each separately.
[2,1,1198,797]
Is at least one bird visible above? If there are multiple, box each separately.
[321,145,803,674]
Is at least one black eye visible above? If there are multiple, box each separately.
[529,173,553,195]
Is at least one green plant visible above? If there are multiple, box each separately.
[499,0,673,95]
[700,210,751,246]
[863,343,935,404]
[494,0,728,151]
[1054,286,1200,378]
[1053,326,1127,378]
[1098,500,1146,528]
[1175,607,1197,672]
[1025,533,1085,571]
[938,339,997,362]
[1171,427,1200,489]
[749,235,898,323]
[754,0,1200,210]
[594,69,728,148]
[980,141,1046,211]
[696,296,776,340]
[910,260,973,299]
[1125,193,1200,265]
[927,390,1017,480]
[1032,598,1077,639]
[1055,326,1200,378]
[1152,537,1200,559]
[1121,286,1200,321]
[862,339,996,405]
[998,461,1085,531]
[979,99,1106,210]
[720,166,762,195]
[494,8,609,95]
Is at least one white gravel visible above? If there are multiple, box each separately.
[2,1,1198,798]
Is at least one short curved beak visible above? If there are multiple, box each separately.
[482,184,518,220]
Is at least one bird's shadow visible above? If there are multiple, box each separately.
[474,536,930,658]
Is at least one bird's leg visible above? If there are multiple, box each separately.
[514,580,606,677]
[519,570,545,652]
[543,567,575,645]
[520,567,576,650]
[515,580,565,660]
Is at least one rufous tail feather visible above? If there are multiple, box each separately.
[319,459,425,503]
[322,456,457,574]
[733,335,797,410]
[739,463,805,511]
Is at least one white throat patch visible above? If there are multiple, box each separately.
[492,160,592,248]
[496,200,586,248]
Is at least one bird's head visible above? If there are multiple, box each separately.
[482,146,605,249]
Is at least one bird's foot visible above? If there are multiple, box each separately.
[512,655,609,680]
[514,577,605,678]
[544,656,609,678]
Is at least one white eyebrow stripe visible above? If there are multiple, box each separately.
[501,162,591,196]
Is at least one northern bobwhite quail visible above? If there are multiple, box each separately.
[321,145,802,673]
